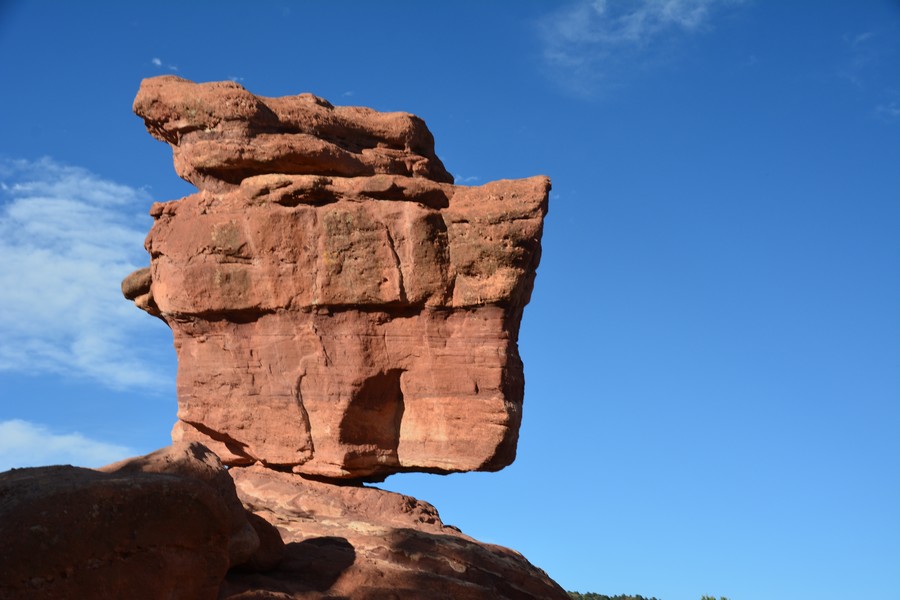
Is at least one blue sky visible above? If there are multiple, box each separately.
[1,1,898,598]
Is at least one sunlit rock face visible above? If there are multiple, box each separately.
[129,76,550,481]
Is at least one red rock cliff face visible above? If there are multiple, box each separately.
[129,76,550,481]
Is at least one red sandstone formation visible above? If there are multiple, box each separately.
[98,442,279,569]
[128,76,550,481]
[0,77,562,599]
[0,446,567,600]
[133,76,454,193]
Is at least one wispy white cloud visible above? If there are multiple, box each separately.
[454,174,480,184]
[228,75,245,83]
[837,29,900,119]
[875,101,900,121]
[839,30,880,88]
[849,31,875,47]
[0,158,172,390]
[0,419,135,471]
[538,0,745,96]
[151,56,178,71]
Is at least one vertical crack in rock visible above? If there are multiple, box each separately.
[310,320,332,367]
[382,223,407,304]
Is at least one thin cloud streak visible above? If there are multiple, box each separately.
[0,158,173,391]
[151,56,178,71]
[0,419,135,471]
[454,174,480,185]
[538,0,745,96]
[875,101,900,120]
[836,29,900,118]
[839,30,880,88]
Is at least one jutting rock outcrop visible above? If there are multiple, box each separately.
[128,76,551,482]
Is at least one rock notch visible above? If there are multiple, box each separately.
[128,76,550,481]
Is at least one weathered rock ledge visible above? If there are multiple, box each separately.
[133,76,455,192]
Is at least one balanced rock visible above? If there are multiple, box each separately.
[129,76,550,481]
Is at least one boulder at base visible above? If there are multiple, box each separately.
[0,464,232,600]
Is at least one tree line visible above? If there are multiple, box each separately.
[567,592,730,600]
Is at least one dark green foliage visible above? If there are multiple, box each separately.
[567,593,660,600]
[568,593,729,600]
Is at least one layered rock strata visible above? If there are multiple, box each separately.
[129,76,550,481]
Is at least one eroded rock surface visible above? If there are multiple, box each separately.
[0,444,286,600]
[99,441,270,568]
[133,76,454,192]
[0,465,232,600]
[129,76,550,481]
[220,466,570,600]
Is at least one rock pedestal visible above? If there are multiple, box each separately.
[222,465,568,599]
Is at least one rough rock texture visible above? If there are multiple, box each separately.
[79,77,565,599]
[0,465,233,600]
[219,465,570,600]
[133,76,454,192]
[0,458,566,600]
[0,445,288,599]
[99,441,270,568]
[129,76,550,481]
